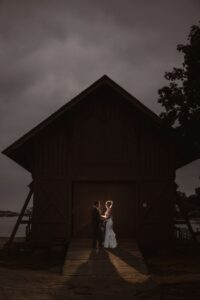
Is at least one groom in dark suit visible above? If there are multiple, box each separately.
[92,200,105,249]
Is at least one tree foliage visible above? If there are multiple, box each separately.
[175,188,200,218]
[158,22,200,147]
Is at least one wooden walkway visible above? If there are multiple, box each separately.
[61,239,156,299]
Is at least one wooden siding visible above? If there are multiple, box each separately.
[31,179,69,241]
[30,88,175,245]
[137,180,175,247]
[72,181,136,238]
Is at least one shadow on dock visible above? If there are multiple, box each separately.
[53,239,157,300]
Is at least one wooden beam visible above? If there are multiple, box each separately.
[5,183,34,247]
[20,220,32,224]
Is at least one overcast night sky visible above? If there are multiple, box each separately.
[0,0,200,211]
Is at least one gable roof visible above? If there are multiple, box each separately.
[2,75,198,171]
[2,75,162,156]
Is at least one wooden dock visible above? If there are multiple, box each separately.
[61,239,156,299]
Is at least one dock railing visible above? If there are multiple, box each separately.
[174,219,200,242]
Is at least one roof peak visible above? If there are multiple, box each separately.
[2,75,162,160]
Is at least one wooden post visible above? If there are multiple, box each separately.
[5,182,34,247]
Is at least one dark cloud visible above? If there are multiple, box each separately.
[0,0,200,210]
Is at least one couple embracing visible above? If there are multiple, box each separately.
[92,200,117,249]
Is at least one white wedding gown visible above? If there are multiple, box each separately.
[103,217,117,248]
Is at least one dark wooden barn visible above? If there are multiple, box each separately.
[2,75,198,249]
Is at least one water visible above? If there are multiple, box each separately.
[0,216,27,237]
[0,217,200,238]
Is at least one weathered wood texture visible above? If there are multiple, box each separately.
[29,86,175,246]
[32,88,174,178]
[72,182,136,238]
[3,80,177,247]
[62,239,155,290]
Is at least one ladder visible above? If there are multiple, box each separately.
[4,182,34,248]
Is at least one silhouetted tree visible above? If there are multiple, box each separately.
[158,22,200,150]
[188,187,200,207]
[175,190,188,218]
[195,187,200,198]
[180,187,200,218]
[175,186,200,218]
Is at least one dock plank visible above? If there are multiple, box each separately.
[61,239,156,299]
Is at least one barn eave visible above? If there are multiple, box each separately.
[1,76,162,159]
[2,75,197,171]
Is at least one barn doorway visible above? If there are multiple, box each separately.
[72,181,136,238]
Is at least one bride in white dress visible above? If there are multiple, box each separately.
[101,200,117,248]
